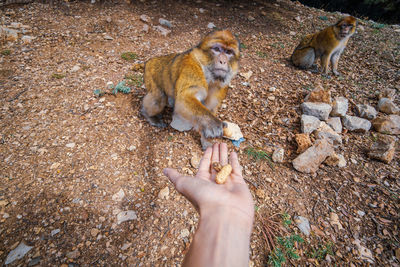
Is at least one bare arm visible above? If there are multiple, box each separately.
[163,143,254,267]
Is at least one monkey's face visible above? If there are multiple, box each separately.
[210,44,236,80]
[337,16,356,39]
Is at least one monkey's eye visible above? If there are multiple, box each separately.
[225,49,233,55]
[212,46,221,53]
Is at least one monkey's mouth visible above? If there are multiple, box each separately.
[213,68,228,78]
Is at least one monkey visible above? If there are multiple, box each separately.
[291,16,357,76]
[141,30,240,150]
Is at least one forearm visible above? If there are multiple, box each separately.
[183,207,253,267]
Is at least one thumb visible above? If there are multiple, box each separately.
[163,168,182,184]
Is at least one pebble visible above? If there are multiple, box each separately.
[103,35,113,40]
[91,228,99,237]
[66,143,75,148]
[294,216,310,236]
[378,98,399,114]
[268,86,276,92]
[180,228,190,238]
[51,229,60,236]
[66,249,80,259]
[112,189,125,202]
[111,153,118,160]
[357,210,365,217]
[153,25,171,36]
[272,148,284,163]
[199,8,205,13]
[326,117,342,133]
[158,186,169,199]
[355,104,378,120]
[140,14,151,23]
[121,243,132,251]
[71,65,80,72]
[21,35,35,44]
[5,242,33,265]
[329,212,343,231]
[353,239,374,263]
[207,22,216,29]
[117,210,137,224]
[159,18,172,28]
[128,145,136,151]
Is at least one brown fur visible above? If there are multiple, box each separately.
[141,30,240,149]
[291,16,357,76]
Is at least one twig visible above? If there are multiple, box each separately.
[7,88,28,102]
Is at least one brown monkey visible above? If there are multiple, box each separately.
[141,30,240,150]
[291,16,357,76]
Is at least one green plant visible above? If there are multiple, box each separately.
[268,234,304,267]
[256,51,268,58]
[112,81,131,94]
[240,43,247,49]
[125,74,143,87]
[371,22,385,29]
[282,213,292,227]
[51,73,65,79]
[1,49,11,56]
[245,147,274,169]
[309,242,334,260]
[121,52,138,61]
[318,16,328,21]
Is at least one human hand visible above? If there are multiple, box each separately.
[163,143,254,223]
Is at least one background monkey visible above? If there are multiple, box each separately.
[141,30,240,150]
[291,16,357,76]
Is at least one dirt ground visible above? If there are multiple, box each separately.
[0,0,399,266]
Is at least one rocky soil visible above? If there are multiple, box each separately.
[0,0,399,266]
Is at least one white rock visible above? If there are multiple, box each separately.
[159,18,172,28]
[292,139,334,173]
[355,104,378,120]
[372,115,400,135]
[180,228,190,238]
[301,114,321,133]
[21,35,35,44]
[117,210,137,224]
[153,25,171,36]
[326,117,342,133]
[315,122,342,147]
[342,115,371,132]
[330,97,348,117]
[158,186,169,199]
[207,22,216,29]
[353,239,374,263]
[199,8,205,13]
[66,143,75,148]
[71,65,80,72]
[378,98,399,114]
[294,216,310,236]
[272,148,284,163]
[337,154,347,168]
[140,15,151,23]
[51,229,60,236]
[104,35,113,40]
[112,189,125,202]
[301,102,332,121]
[268,86,276,92]
[5,242,33,265]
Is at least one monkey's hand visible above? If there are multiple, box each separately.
[332,69,341,76]
[200,116,224,139]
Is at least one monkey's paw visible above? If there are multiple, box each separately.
[201,119,224,139]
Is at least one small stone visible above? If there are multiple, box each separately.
[159,18,172,28]
[368,134,396,163]
[329,212,343,231]
[50,162,60,169]
[372,115,400,135]
[326,117,342,133]
[51,229,60,236]
[324,152,340,166]
[121,243,132,251]
[342,115,371,132]
[292,139,334,173]
[207,22,216,29]
[355,104,378,120]
[153,25,171,36]
[66,249,80,259]
[240,70,253,80]
[71,65,80,72]
[301,102,332,121]
[158,186,169,199]
[66,142,75,148]
[142,24,149,33]
[21,35,35,44]
[289,31,296,36]
[190,154,201,168]
[117,210,137,224]
[199,8,205,13]
[180,228,190,238]
[104,35,113,40]
[295,16,302,22]
[268,96,275,101]
[357,210,365,217]
[301,114,321,134]
[4,242,33,265]
[295,133,312,153]
[330,97,348,117]
[304,86,331,104]
[337,154,347,168]
[353,239,374,263]
[268,87,276,92]
[294,216,310,236]
[128,145,136,151]
[315,122,342,147]
[379,88,396,101]
[91,228,99,237]
[111,153,118,160]
[140,14,151,23]
[378,98,399,114]
[112,189,125,202]
[248,15,255,21]
[272,148,284,163]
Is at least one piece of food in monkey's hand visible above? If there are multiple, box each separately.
[215,164,232,184]
[222,121,243,141]
[212,162,222,172]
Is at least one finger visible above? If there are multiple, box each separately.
[163,168,182,184]
[219,142,228,166]
[211,142,220,163]
[229,152,245,183]
[198,146,212,174]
